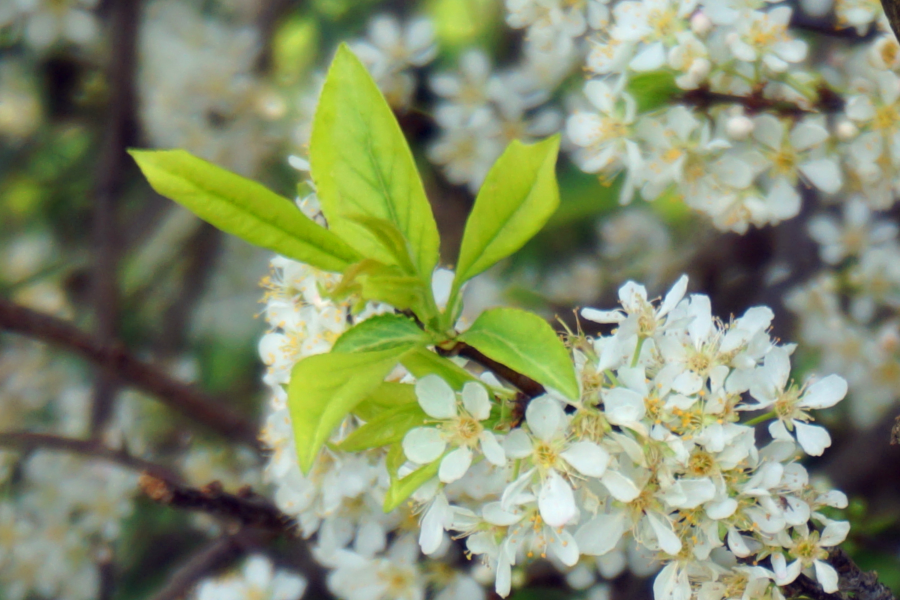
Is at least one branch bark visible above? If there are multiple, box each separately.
[436,341,546,399]
[0,430,183,483]
[149,534,248,600]
[882,0,900,45]
[679,84,844,118]
[139,473,291,531]
[0,297,260,448]
[782,548,897,600]
[89,0,141,436]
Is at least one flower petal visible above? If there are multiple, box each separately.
[504,429,533,459]
[538,470,577,527]
[815,560,839,593]
[646,512,682,556]
[462,382,491,420]
[601,470,641,502]
[560,441,610,478]
[575,512,627,556]
[479,430,507,466]
[526,396,565,442]
[439,446,473,483]
[403,427,447,464]
[801,374,848,409]
[416,374,458,419]
[795,421,832,456]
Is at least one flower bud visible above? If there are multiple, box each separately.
[726,115,754,140]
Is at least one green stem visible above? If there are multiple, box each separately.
[604,369,621,387]
[745,411,777,426]
[631,336,646,368]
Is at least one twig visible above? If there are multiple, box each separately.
[0,431,183,483]
[679,84,844,118]
[781,548,897,600]
[882,0,900,46]
[139,473,292,531]
[891,415,900,445]
[149,534,247,600]
[440,342,546,399]
[89,0,140,437]
[158,224,221,357]
[0,297,260,448]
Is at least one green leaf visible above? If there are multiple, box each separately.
[129,149,361,272]
[339,403,428,452]
[288,347,409,473]
[457,307,578,400]
[401,346,478,390]
[386,442,405,477]
[454,136,561,288]
[353,382,419,421]
[348,215,419,276]
[331,314,430,354]
[334,260,435,320]
[310,44,439,277]
[383,459,441,512]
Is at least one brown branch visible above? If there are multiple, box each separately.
[440,342,546,399]
[0,431,183,483]
[679,84,845,118]
[781,548,897,600]
[139,474,291,531]
[89,0,141,436]
[149,534,248,600]
[90,0,140,434]
[882,0,900,46]
[0,297,260,449]
[891,415,900,445]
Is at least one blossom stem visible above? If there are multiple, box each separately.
[631,336,645,368]
[745,411,777,426]
[604,369,621,387]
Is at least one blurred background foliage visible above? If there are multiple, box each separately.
[0,0,899,598]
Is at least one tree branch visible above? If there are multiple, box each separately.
[0,297,260,449]
[679,83,844,118]
[882,0,900,46]
[139,473,291,531]
[149,533,248,600]
[0,430,183,483]
[782,548,897,600]
[89,0,141,437]
[440,342,546,399]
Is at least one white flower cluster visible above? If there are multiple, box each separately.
[258,220,852,600]
[494,0,900,233]
[191,555,307,600]
[0,0,99,51]
[350,14,437,110]
[427,48,563,192]
[787,199,900,427]
[139,0,284,177]
[0,452,137,600]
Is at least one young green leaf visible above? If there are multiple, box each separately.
[129,149,360,272]
[288,347,409,473]
[310,44,439,277]
[339,403,428,452]
[453,136,561,289]
[401,346,478,390]
[383,459,442,512]
[457,307,579,400]
[353,382,419,421]
[331,314,430,354]
[334,260,437,323]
